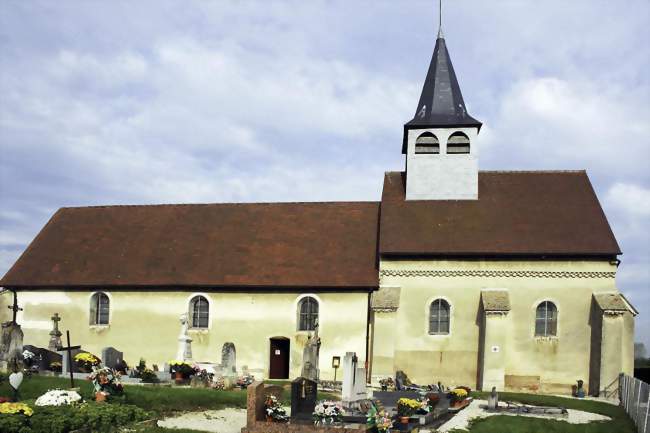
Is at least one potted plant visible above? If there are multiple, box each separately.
[88,367,123,402]
[169,360,194,384]
[396,397,419,424]
[449,388,468,408]
[264,395,288,422]
[313,400,344,425]
[73,353,100,373]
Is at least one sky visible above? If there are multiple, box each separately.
[0,1,648,346]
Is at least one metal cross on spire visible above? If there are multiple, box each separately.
[438,0,444,39]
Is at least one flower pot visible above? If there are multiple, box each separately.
[174,372,184,385]
[95,392,107,402]
[400,416,410,424]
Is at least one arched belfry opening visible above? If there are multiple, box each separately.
[415,132,440,154]
[447,131,470,154]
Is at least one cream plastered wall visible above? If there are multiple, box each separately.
[376,259,630,393]
[15,290,369,380]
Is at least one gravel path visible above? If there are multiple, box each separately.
[157,408,246,433]
[436,399,611,432]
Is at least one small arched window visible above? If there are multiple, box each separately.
[298,297,319,331]
[535,301,558,336]
[447,131,470,154]
[90,292,110,325]
[415,132,440,154]
[189,296,209,329]
[429,299,450,334]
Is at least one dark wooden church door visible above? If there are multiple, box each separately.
[269,337,290,379]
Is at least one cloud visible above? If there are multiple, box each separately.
[0,1,648,347]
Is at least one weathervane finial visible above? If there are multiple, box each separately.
[437,0,444,39]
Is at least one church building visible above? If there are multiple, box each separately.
[0,28,636,396]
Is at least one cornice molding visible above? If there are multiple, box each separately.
[379,269,616,279]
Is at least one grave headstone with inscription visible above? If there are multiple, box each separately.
[290,377,317,421]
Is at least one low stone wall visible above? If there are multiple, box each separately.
[241,381,370,433]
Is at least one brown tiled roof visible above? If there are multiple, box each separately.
[1,202,380,289]
[380,171,620,257]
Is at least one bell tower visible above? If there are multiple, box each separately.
[403,16,482,201]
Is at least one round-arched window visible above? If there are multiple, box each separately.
[415,132,440,154]
[90,292,110,325]
[189,295,210,329]
[298,296,319,331]
[447,131,470,154]
[429,299,450,334]
[535,301,558,336]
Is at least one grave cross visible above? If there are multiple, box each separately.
[7,290,23,325]
[57,330,81,388]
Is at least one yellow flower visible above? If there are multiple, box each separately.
[397,398,420,409]
[0,402,33,416]
[74,352,100,365]
[451,388,468,399]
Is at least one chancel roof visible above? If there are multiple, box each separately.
[380,171,621,257]
[0,202,380,290]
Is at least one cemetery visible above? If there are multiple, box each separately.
[0,304,636,433]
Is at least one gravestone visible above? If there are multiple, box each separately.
[48,313,63,351]
[0,322,24,371]
[487,386,498,410]
[342,352,367,403]
[221,342,236,375]
[290,377,317,420]
[101,347,123,369]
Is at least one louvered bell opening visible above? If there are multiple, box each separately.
[415,132,440,154]
[447,132,470,154]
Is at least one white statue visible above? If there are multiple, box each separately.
[176,313,193,361]
[301,321,321,381]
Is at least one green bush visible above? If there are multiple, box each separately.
[0,402,151,433]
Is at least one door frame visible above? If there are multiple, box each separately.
[268,336,290,379]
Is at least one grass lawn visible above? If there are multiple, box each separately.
[0,375,248,414]
[0,374,338,413]
[452,391,637,433]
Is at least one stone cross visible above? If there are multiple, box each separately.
[7,291,23,325]
[57,330,81,388]
[48,313,63,351]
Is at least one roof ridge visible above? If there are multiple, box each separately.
[61,201,380,210]
[480,170,586,174]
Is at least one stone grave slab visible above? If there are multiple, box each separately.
[23,345,62,371]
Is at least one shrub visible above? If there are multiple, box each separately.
[0,402,150,433]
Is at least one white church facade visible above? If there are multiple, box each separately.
[1,30,636,395]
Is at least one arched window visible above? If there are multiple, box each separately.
[535,301,558,336]
[429,299,450,334]
[90,292,110,325]
[189,295,209,329]
[298,297,319,331]
[447,131,470,154]
[415,132,440,154]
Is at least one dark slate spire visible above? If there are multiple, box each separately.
[402,35,481,153]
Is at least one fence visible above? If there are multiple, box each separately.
[620,373,650,433]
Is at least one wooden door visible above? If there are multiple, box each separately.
[269,337,290,379]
